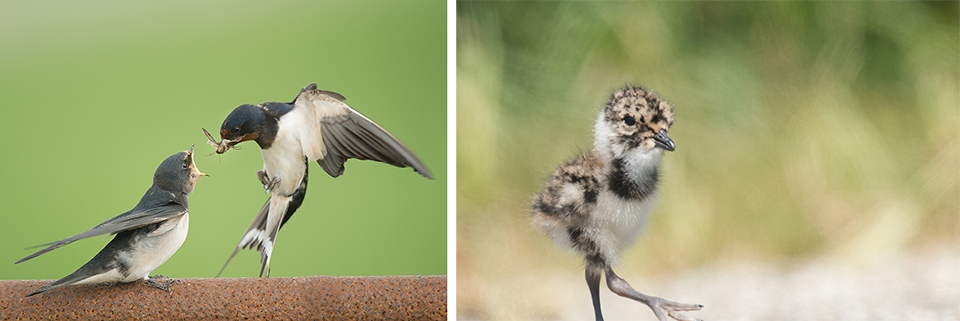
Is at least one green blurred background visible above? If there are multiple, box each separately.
[457,1,958,319]
[1,0,446,280]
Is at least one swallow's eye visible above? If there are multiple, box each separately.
[231,126,240,133]
[622,116,636,126]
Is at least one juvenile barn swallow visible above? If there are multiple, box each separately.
[205,83,432,277]
[17,146,207,297]
[531,86,702,321]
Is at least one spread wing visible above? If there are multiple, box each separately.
[16,202,188,264]
[291,83,433,179]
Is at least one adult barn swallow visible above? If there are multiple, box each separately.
[17,146,207,297]
[206,83,432,277]
[531,86,702,321]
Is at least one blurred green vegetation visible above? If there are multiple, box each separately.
[1,0,446,280]
[457,2,958,319]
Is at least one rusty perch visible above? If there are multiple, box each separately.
[0,275,446,320]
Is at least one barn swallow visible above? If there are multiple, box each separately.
[205,83,432,277]
[531,86,702,321]
[17,146,207,297]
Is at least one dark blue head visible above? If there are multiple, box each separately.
[219,104,269,149]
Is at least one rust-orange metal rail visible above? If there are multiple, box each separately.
[0,275,446,320]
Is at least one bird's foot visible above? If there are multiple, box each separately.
[257,171,270,186]
[267,177,280,192]
[604,267,703,321]
[647,297,703,321]
[256,171,280,192]
[144,275,179,292]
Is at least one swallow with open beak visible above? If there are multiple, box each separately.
[17,146,207,296]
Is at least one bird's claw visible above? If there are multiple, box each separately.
[651,298,703,321]
[257,171,270,186]
[256,171,280,192]
[144,275,179,292]
[266,177,280,192]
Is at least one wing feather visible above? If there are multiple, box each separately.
[292,88,433,179]
[16,203,187,264]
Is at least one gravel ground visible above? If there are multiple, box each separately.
[461,243,959,320]
[576,245,958,321]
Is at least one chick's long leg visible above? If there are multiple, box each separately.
[604,267,703,321]
[586,264,605,321]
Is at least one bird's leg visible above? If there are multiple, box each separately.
[257,171,270,186]
[256,171,281,192]
[144,275,179,292]
[586,264,605,321]
[604,267,703,321]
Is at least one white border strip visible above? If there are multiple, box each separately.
[446,0,457,319]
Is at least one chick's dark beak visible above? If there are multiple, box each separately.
[653,129,675,151]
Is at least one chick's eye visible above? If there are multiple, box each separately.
[622,116,636,126]
[182,162,189,170]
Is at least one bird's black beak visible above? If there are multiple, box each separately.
[653,129,675,151]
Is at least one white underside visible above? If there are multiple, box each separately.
[262,112,308,196]
[69,268,125,286]
[124,213,189,281]
[69,214,189,285]
[591,191,657,264]
[537,189,658,266]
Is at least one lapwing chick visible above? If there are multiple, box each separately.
[531,86,702,321]
[17,146,207,296]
